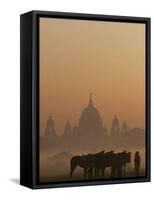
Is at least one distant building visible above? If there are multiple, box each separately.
[72,125,78,135]
[110,115,120,136]
[78,93,104,137]
[103,125,108,136]
[64,120,72,136]
[45,115,56,139]
[121,120,128,134]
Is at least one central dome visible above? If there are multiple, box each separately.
[78,94,103,137]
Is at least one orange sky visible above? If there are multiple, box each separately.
[39,17,145,136]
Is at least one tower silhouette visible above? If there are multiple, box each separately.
[110,115,120,136]
[72,125,78,135]
[45,115,56,139]
[64,120,72,136]
[89,92,93,106]
[121,120,128,134]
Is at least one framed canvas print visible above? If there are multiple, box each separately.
[20,10,151,189]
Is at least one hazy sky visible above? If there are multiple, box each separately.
[40,17,145,136]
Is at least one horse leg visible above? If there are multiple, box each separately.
[119,166,122,177]
[96,168,99,178]
[91,167,93,178]
[88,167,92,179]
[123,164,126,176]
[95,167,99,178]
[111,166,116,178]
[94,167,97,178]
[97,167,101,178]
[86,167,91,178]
[84,167,87,178]
[117,167,120,177]
[117,166,122,178]
[70,163,77,178]
[101,167,105,178]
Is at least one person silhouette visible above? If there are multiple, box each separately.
[134,151,141,176]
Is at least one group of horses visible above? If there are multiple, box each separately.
[70,150,131,178]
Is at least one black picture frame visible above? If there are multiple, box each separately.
[20,10,151,189]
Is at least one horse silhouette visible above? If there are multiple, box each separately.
[111,151,131,178]
[70,150,131,178]
[92,151,114,178]
[87,150,106,178]
[70,151,104,178]
[122,151,131,175]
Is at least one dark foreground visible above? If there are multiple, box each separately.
[40,169,145,183]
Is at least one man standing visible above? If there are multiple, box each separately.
[134,151,141,176]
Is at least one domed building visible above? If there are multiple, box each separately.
[78,93,104,138]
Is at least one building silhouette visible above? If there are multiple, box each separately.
[72,125,78,135]
[103,125,108,136]
[45,115,56,139]
[64,120,72,136]
[41,94,145,151]
[78,93,104,138]
[110,115,120,136]
[121,120,128,134]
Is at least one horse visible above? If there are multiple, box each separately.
[70,150,131,178]
[70,151,113,178]
[112,151,131,178]
[122,151,131,175]
[96,150,115,178]
[90,150,131,178]
[70,151,105,178]
[87,150,105,178]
